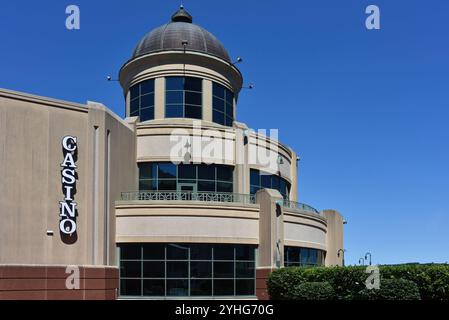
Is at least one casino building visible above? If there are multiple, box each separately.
[0,7,344,300]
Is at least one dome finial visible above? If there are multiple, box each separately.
[171,5,192,23]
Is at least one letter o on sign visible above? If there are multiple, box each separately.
[60,218,77,235]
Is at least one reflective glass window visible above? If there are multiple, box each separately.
[119,244,255,297]
[166,77,202,119]
[212,82,234,126]
[138,162,234,195]
[249,169,291,199]
[284,246,326,267]
[129,79,155,122]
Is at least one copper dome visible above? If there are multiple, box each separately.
[132,6,231,62]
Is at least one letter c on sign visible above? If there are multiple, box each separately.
[62,136,77,152]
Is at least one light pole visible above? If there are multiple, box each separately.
[337,249,346,266]
[359,258,365,266]
[365,252,372,266]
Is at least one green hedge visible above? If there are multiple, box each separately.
[292,282,335,300]
[358,278,420,300]
[267,264,449,300]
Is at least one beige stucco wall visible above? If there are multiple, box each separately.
[0,90,89,265]
[256,189,284,269]
[86,102,138,265]
[115,202,259,244]
[0,89,136,266]
[323,209,345,266]
[247,134,292,180]
[283,211,327,251]
[136,125,235,165]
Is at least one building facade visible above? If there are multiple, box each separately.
[0,7,344,300]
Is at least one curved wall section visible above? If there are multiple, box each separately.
[283,210,327,251]
[115,202,260,244]
[136,121,235,165]
[120,51,242,96]
[247,133,293,181]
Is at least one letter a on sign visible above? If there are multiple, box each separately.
[365,5,380,30]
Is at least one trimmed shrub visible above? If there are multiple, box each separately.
[292,282,335,300]
[380,264,449,300]
[267,267,306,300]
[267,264,449,300]
[358,278,421,300]
[267,266,367,300]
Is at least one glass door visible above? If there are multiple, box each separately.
[177,183,197,200]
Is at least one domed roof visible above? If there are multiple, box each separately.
[132,6,231,62]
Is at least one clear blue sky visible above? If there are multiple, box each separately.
[1,1,448,266]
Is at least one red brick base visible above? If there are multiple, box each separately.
[256,268,275,300]
[0,265,118,300]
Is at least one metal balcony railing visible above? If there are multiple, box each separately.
[281,199,321,215]
[120,191,320,216]
[120,191,257,205]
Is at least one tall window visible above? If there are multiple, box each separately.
[119,243,256,297]
[284,246,325,267]
[250,169,290,199]
[129,79,155,122]
[212,82,234,126]
[165,77,202,119]
[138,162,233,193]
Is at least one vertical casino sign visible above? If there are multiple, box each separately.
[60,136,78,241]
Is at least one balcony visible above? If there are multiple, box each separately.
[120,191,321,216]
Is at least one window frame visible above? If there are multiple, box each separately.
[119,243,256,297]
[212,82,234,127]
[138,162,234,193]
[129,79,155,122]
[165,76,203,120]
[249,168,291,199]
[284,246,326,267]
